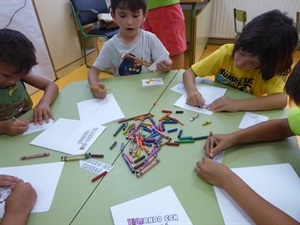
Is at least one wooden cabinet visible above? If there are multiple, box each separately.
[181,0,213,65]
[33,0,98,78]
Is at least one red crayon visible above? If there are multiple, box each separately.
[20,152,50,160]
[90,154,104,158]
[91,171,108,182]
[162,110,172,113]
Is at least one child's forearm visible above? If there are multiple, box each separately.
[231,119,293,145]
[183,68,198,95]
[0,212,29,225]
[235,93,287,111]
[88,67,101,84]
[39,82,58,106]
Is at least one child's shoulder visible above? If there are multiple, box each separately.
[210,44,234,59]
[140,29,159,39]
[219,44,234,53]
[288,107,300,135]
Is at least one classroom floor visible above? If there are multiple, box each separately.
[30,43,300,146]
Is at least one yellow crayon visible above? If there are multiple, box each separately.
[202,121,212,126]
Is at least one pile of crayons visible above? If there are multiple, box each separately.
[112,110,209,178]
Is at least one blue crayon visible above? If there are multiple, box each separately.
[177,129,183,138]
[120,142,125,152]
[162,120,178,124]
[160,122,165,131]
[167,128,178,133]
[122,122,128,130]
[121,153,135,173]
[148,132,159,139]
[143,127,153,133]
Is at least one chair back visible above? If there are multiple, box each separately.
[70,0,109,26]
[233,8,247,35]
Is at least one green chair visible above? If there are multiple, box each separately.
[70,0,119,68]
[233,8,247,39]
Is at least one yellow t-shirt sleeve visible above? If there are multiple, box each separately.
[191,44,233,77]
[263,75,285,94]
[288,107,300,135]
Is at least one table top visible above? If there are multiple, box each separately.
[1,70,299,225]
[0,71,179,225]
[70,70,300,224]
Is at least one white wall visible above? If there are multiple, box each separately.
[0,0,56,94]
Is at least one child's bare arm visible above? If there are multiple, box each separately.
[195,157,299,225]
[183,68,205,107]
[208,92,287,112]
[88,66,107,99]
[22,73,58,124]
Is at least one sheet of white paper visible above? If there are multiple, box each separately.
[213,151,224,163]
[30,118,106,155]
[77,94,125,125]
[238,112,268,129]
[23,119,54,135]
[142,77,164,86]
[79,158,114,174]
[0,162,64,217]
[170,78,213,95]
[214,163,300,224]
[111,186,192,225]
[173,84,227,115]
[148,52,169,71]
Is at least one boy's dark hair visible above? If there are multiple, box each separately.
[0,28,37,75]
[233,9,298,80]
[285,61,300,106]
[110,0,147,14]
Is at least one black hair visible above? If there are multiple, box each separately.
[233,9,298,80]
[0,28,37,75]
[110,0,147,14]
[285,61,300,106]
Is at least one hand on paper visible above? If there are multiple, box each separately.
[186,91,205,108]
[207,96,240,112]
[0,118,29,136]
[194,156,233,188]
[32,102,54,125]
[204,133,234,158]
[90,83,107,99]
[1,180,37,225]
[0,175,18,187]
[156,58,172,73]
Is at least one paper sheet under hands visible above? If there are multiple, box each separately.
[214,163,300,224]
[0,162,64,217]
[77,94,125,125]
[173,83,227,115]
[23,119,54,135]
